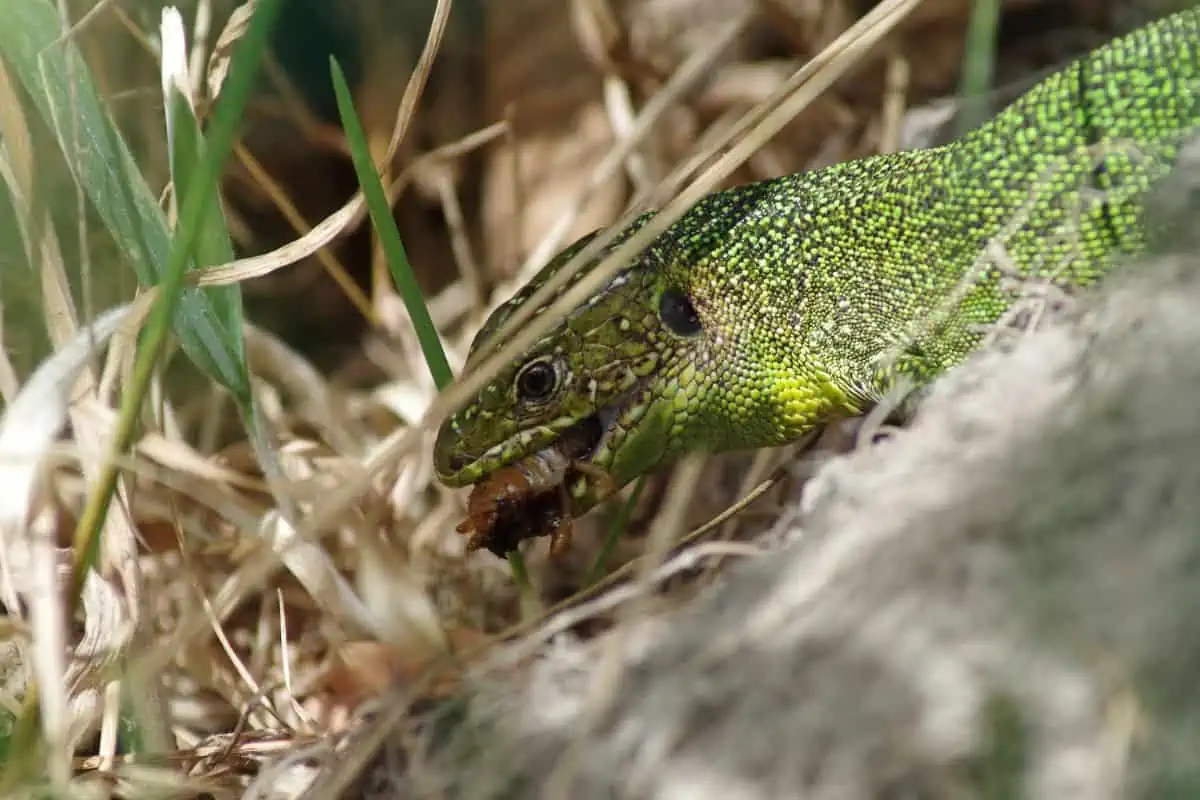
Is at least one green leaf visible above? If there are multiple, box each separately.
[0,0,249,399]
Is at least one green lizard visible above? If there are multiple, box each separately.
[434,8,1200,555]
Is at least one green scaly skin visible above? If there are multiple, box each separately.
[435,9,1200,521]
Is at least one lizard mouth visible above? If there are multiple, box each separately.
[553,376,659,512]
[555,405,615,466]
[451,381,648,557]
[561,377,650,467]
[557,413,606,462]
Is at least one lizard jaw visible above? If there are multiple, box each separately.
[563,375,650,465]
[554,377,657,513]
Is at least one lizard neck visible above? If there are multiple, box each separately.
[664,146,964,415]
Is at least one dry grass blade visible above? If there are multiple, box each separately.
[196,120,507,290]
[0,44,155,779]
[190,0,454,288]
[0,297,151,787]
[231,142,378,323]
[515,12,753,283]
[206,0,257,101]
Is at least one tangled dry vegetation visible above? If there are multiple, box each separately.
[0,0,1150,797]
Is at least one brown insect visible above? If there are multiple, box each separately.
[455,444,615,558]
[456,447,573,557]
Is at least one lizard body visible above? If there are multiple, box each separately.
[434,9,1200,547]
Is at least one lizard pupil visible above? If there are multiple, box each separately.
[659,288,702,336]
[516,360,558,402]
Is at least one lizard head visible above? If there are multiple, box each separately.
[434,192,863,518]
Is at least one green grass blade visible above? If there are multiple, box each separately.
[70,0,283,603]
[328,57,453,390]
[330,56,516,587]
[584,477,647,587]
[954,0,1002,137]
[0,0,249,398]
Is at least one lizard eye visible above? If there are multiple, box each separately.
[659,288,702,336]
[515,358,560,404]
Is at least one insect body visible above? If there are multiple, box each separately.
[456,446,574,557]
